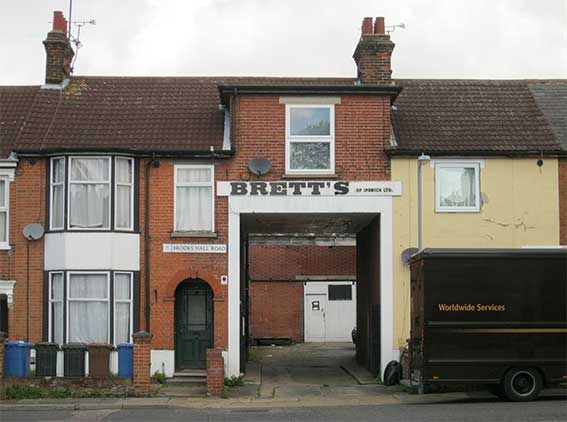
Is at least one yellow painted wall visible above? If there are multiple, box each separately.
[391,157,560,349]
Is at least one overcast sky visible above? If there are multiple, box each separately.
[1,0,566,85]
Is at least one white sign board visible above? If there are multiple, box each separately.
[217,181,401,197]
[162,243,227,254]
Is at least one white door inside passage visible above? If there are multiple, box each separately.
[304,282,356,342]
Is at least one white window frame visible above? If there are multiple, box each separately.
[0,176,9,249]
[50,157,66,230]
[285,104,335,175]
[435,161,481,213]
[67,156,112,230]
[173,164,215,232]
[66,271,111,343]
[113,272,133,344]
[48,272,64,344]
[114,157,135,231]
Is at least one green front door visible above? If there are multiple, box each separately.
[174,280,213,370]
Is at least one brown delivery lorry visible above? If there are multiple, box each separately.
[409,248,567,401]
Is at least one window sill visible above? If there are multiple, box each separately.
[435,208,481,213]
[170,231,217,239]
[282,173,338,180]
[0,243,11,251]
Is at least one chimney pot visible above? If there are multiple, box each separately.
[353,16,395,84]
[53,11,67,35]
[361,17,373,35]
[44,11,74,85]
[374,17,385,34]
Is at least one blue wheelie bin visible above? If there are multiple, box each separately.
[117,343,133,378]
[4,341,33,377]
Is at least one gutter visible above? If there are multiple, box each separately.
[385,148,566,158]
[13,149,235,158]
[218,84,402,105]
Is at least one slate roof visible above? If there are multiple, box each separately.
[13,76,358,155]
[0,85,40,158]
[528,81,567,151]
[1,76,565,157]
[390,79,565,155]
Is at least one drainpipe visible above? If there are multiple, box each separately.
[417,153,431,250]
[144,155,160,332]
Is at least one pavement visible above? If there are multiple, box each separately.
[1,343,565,412]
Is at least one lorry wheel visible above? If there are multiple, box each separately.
[502,368,542,402]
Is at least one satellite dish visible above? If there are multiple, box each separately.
[401,247,419,264]
[248,157,272,176]
[23,224,45,241]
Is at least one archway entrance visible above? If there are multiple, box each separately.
[174,279,214,370]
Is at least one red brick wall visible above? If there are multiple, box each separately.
[132,332,152,395]
[248,245,356,342]
[226,95,391,181]
[560,158,567,245]
[249,281,304,342]
[249,245,356,280]
[10,160,46,342]
[206,347,224,397]
[7,93,391,355]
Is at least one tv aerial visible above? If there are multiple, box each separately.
[386,23,406,35]
[66,0,96,72]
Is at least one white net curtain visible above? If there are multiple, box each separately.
[68,274,109,344]
[114,273,132,345]
[175,167,213,231]
[0,179,6,242]
[69,158,110,229]
[438,167,476,207]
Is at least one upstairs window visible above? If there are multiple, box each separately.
[0,177,9,248]
[174,165,214,232]
[435,162,481,212]
[49,156,135,231]
[286,105,335,174]
[50,158,65,230]
[115,158,134,230]
[69,157,111,229]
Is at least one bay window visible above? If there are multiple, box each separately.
[69,157,111,229]
[0,176,8,248]
[48,271,134,345]
[285,105,335,174]
[68,272,110,343]
[50,158,65,230]
[48,272,64,344]
[114,272,133,344]
[115,158,134,230]
[435,162,481,212]
[174,165,214,232]
[49,156,135,231]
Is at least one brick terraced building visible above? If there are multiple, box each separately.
[0,12,565,379]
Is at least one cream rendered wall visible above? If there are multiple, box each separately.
[391,157,560,350]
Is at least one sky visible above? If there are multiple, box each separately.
[1,0,566,85]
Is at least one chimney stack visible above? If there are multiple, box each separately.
[353,17,395,84]
[43,11,74,85]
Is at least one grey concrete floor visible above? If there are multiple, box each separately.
[226,342,398,401]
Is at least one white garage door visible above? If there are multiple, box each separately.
[304,281,356,342]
